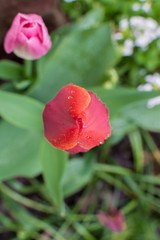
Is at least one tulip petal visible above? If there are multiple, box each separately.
[43,84,92,150]
[43,84,111,153]
[65,144,88,154]
[4,13,21,53]
[78,92,111,150]
[61,84,91,118]
[13,37,47,60]
[23,14,51,48]
[4,13,51,59]
[97,209,126,232]
[43,99,78,150]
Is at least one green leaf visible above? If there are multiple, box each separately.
[29,24,115,102]
[91,87,160,118]
[0,90,44,131]
[36,9,105,79]
[111,115,136,145]
[129,129,144,173]
[62,154,95,197]
[0,60,23,81]
[41,139,68,213]
[0,121,42,181]
[121,98,160,132]
[76,8,105,30]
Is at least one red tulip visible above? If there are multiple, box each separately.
[42,84,111,154]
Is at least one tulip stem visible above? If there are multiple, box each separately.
[24,59,32,79]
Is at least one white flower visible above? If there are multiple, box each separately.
[132,3,141,11]
[113,32,123,40]
[147,96,160,108]
[130,16,160,48]
[119,18,129,31]
[138,83,153,91]
[142,2,151,13]
[123,39,134,56]
[145,73,160,88]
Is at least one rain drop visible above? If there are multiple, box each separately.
[68,96,73,99]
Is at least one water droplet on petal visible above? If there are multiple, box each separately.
[68,96,73,99]
[99,141,103,144]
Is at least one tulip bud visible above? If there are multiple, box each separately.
[42,84,111,154]
[4,13,52,60]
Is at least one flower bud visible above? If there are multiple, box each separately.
[4,13,52,60]
[43,84,111,154]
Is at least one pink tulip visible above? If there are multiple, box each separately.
[42,84,111,154]
[4,13,52,60]
[97,209,126,232]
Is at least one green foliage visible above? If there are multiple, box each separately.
[91,87,160,143]
[0,121,42,180]
[122,99,160,132]
[0,90,44,131]
[91,87,160,118]
[62,153,95,197]
[1,2,160,239]
[29,10,115,102]
[0,60,24,81]
[41,139,68,213]
[129,129,143,172]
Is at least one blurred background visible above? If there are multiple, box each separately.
[1,0,160,239]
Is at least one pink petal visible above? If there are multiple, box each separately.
[24,13,51,48]
[21,22,40,39]
[4,12,51,59]
[97,209,126,232]
[21,13,43,22]
[78,92,111,150]
[14,36,48,60]
[4,13,21,53]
